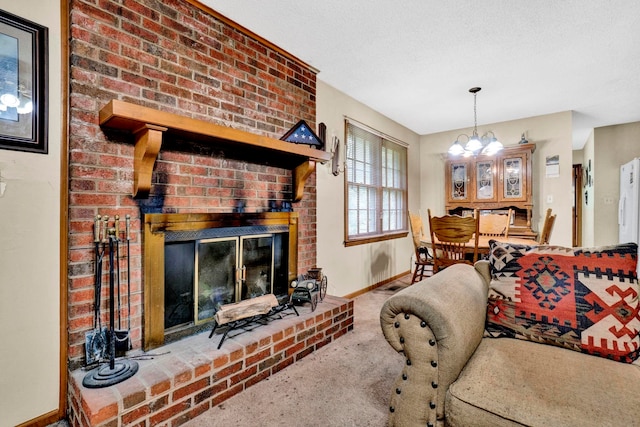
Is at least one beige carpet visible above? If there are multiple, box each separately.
[183,276,409,427]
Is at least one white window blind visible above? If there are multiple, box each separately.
[345,120,407,242]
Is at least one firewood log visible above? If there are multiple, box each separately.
[214,294,278,325]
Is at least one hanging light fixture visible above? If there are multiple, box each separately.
[448,87,503,156]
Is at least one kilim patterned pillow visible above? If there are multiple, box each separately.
[485,240,640,363]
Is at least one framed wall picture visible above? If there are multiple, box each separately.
[0,10,48,154]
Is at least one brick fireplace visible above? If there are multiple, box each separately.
[68,0,321,367]
[65,1,350,425]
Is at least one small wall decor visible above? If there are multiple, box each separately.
[518,132,528,144]
[280,119,323,150]
[583,159,593,188]
[545,155,559,178]
[0,10,48,154]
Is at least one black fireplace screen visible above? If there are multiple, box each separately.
[164,228,289,330]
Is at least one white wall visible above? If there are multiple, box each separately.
[593,121,640,246]
[420,111,574,247]
[315,80,420,296]
[0,3,62,425]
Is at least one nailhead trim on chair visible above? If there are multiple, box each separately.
[387,314,440,426]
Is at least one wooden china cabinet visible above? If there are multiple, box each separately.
[445,143,536,237]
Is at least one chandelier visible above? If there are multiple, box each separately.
[447,87,503,157]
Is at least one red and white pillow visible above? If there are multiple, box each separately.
[485,241,640,363]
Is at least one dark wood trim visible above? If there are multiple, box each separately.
[573,164,583,246]
[344,231,409,247]
[58,0,70,422]
[186,0,318,74]
[16,409,61,427]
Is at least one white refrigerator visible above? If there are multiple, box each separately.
[618,158,640,276]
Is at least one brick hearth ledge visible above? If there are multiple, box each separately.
[68,296,353,426]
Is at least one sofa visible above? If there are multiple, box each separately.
[380,241,640,427]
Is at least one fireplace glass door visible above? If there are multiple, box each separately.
[196,237,239,323]
[165,231,289,331]
[240,235,274,300]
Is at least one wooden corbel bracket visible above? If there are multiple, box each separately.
[133,124,167,198]
[293,160,316,202]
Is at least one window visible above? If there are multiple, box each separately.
[345,120,408,245]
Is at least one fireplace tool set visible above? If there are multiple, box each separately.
[83,214,138,388]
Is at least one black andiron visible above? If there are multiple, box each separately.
[83,214,138,389]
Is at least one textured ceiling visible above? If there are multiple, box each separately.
[203,0,640,149]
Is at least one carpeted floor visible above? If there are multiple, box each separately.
[183,276,410,427]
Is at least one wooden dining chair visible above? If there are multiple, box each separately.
[408,211,434,284]
[478,209,512,238]
[538,208,556,244]
[428,209,479,273]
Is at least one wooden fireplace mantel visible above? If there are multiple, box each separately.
[98,99,332,200]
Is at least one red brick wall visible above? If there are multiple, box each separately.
[68,0,318,367]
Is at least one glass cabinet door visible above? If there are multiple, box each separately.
[475,159,496,201]
[448,161,470,202]
[501,155,526,201]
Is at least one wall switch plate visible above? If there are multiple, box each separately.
[546,195,553,203]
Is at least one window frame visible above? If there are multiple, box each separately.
[343,119,408,246]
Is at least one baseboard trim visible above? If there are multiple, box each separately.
[15,408,62,427]
[343,270,410,300]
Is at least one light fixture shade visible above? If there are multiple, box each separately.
[446,87,502,157]
[465,135,483,153]
[482,138,504,155]
[448,140,465,156]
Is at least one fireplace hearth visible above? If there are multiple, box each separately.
[69,293,354,427]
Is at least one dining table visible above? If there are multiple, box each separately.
[423,235,538,257]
